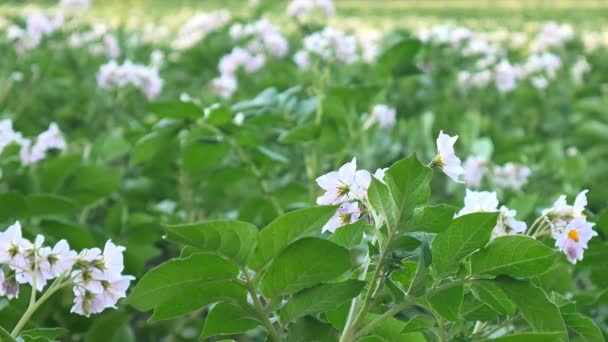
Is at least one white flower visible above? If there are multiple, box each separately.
[316,158,370,205]
[494,60,517,92]
[97,60,163,100]
[322,202,361,233]
[542,190,588,231]
[493,206,527,238]
[531,76,548,90]
[14,235,50,292]
[287,0,335,19]
[463,156,488,188]
[433,130,464,182]
[212,75,237,99]
[363,104,396,130]
[492,163,531,191]
[571,57,590,84]
[373,168,387,183]
[39,240,77,279]
[456,189,499,217]
[555,217,597,264]
[172,11,231,50]
[100,241,126,280]
[0,222,29,268]
[293,50,310,69]
[98,275,134,308]
[0,271,20,299]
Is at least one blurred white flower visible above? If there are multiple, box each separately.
[463,156,488,188]
[287,0,335,20]
[492,162,531,191]
[172,11,231,50]
[363,104,396,130]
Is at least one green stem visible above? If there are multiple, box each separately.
[242,270,281,342]
[354,278,473,339]
[432,309,446,342]
[11,281,71,337]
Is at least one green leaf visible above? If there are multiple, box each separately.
[427,285,463,321]
[201,302,258,338]
[90,132,131,162]
[40,220,96,250]
[204,104,232,125]
[470,280,516,315]
[479,332,565,342]
[495,277,567,340]
[401,315,435,334]
[25,194,77,217]
[563,313,605,342]
[407,250,427,297]
[261,237,351,298]
[280,279,365,322]
[431,212,499,275]
[404,204,457,233]
[329,220,368,249]
[385,155,432,230]
[368,177,398,229]
[461,294,499,321]
[130,131,175,167]
[390,261,418,294]
[278,124,320,144]
[166,220,258,265]
[377,38,422,77]
[256,146,289,165]
[63,165,122,206]
[20,328,68,341]
[181,141,228,178]
[84,311,130,342]
[0,192,27,221]
[127,253,246,320]
[471,236,556,278]
[363,314,427,341]
[0,326,16,342]
[286,316,334,342]
[147,100,201,119]
[249,206,338,270]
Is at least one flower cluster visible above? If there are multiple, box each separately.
[463,155,531,191]
[541,190,597,263]
[316,158,387,233]
[317,131,466,232]
[0,119,67,167]
[363,104,396,130]
[7,13,64,53]
[213,19,288,98]
[229,19,289,58]
[293,27,360,69]
[172,10,231,50]
[456,189,527,239]
[0,222,133,316]
[97,60,163,100]
[68,24,121,59]
[286,0,335,20]
[529,22,574,53]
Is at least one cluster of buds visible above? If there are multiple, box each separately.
[0,222,133,317]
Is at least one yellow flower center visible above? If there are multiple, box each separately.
[567,229,579,242]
